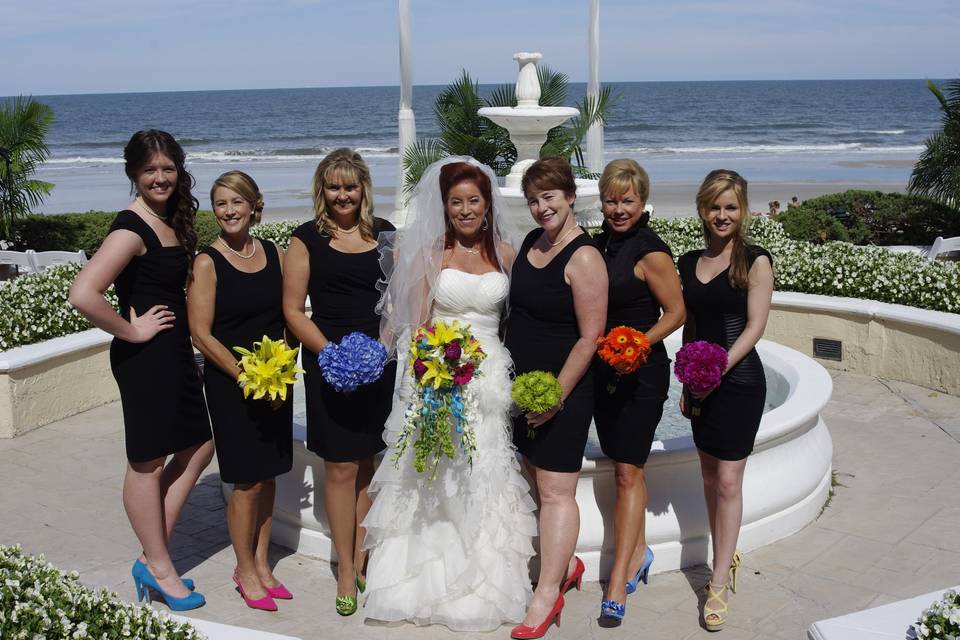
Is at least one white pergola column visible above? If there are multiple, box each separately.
[396,0,416,222]
[584,0,605,174]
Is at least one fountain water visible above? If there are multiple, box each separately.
[477,53,602,230]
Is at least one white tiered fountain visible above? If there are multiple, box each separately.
[478,52,602,229]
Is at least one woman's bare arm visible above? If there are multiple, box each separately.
[187,253,242,380]
[282,237,330,353]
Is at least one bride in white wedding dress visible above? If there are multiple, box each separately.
[362,158,537,631]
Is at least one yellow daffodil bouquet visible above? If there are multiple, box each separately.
[233,335,304,402]
[392,319,486,480]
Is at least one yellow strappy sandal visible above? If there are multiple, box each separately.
[729,549,742,594]
[703,582,729,631]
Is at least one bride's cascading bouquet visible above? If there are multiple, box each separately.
[317,331,389,392]
[233,335,304,401]
[674,340,728,417]
[596,325,652,393]
[393,319,486,480]
[511,370,563,439]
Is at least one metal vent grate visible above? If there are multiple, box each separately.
[812,338,842,361]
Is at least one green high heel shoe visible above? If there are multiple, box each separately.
[355,572,366,594]
[336,594,357,616]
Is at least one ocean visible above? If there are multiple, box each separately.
[27,80,943,214]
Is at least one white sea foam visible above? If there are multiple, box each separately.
[613,143,924,154]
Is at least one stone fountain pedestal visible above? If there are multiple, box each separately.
[478,53,601,230]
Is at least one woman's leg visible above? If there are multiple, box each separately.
[352,457,375,582]
[159,439,216,543]
[253,479,281,587]
[709,457,747,586]
[124,457,191,599]
[228,481,268,599]
[606,463,647,604]
[698,451,720,562]
[521,466,580,626]
[324,460,361,597]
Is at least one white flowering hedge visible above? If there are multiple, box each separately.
[649,216,960,314]
[0,263,117,351]
[913,588,959,640]
[1,218,957,352]
[0,544,204,640]
[251,219,300,249]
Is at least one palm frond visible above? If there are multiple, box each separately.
[0,96,55,241]
[487,84,516,108]
[537,66,568,107]
[402,138,444,196]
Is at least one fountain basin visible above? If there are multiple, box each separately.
[257,333,833,579]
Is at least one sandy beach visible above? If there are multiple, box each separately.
[257,179,910,225]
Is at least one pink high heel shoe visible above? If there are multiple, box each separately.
[233,569,277,612]
[265,583,293,600]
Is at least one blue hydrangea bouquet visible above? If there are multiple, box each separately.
[317,332,389,392]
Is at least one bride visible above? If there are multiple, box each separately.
[362,157,537,631]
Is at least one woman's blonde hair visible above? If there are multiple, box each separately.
[312,148,375,241]
[210,170,264,225]
[695,169,752,289]
[599,158,650,203]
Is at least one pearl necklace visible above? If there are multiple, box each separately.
[548,225,578,248]
[217,236,256,259]
[337,223,360,234]
[135,196,168,221]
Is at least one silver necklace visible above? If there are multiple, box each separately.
[217,236,256,259]
[136,196,167,221]
[456,242,481,255]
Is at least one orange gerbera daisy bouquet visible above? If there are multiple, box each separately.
[596,325,652,393]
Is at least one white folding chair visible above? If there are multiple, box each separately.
[28,249,88,270]
[928,236,960,261]
[0,250,37,275]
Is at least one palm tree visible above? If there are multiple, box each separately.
[909,79,960,209]
[402,67,615,193]
[0,96,55,244]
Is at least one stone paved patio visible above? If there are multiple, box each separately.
[2,370,959,640]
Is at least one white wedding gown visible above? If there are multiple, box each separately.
[363,268,537,631]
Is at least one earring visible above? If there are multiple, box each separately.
[481,216,489,231]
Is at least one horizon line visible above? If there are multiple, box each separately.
[3,77,948,100]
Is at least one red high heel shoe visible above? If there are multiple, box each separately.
[561,556,585,593]
[511,593,565,639]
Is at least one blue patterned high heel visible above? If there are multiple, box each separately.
[625,547,654,595]
[133,560,194,591]
[131,560,205,611]
[599,599,626,625]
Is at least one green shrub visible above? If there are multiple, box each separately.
[20,210,220,254]
[782,190,960,245]
[0,544,203,639]
[775,207,851,244]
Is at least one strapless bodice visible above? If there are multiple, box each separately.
[430,269,507,340]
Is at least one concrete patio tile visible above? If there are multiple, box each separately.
[3,371,959,640]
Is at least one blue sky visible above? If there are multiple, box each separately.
[4,0,959,95]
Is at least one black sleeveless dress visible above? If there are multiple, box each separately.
[200,241,293,484]
[506,229,598,473]
[677,245,772,461]
[291,218,398,462]
[593,222,673,465]
[107,210,212,463]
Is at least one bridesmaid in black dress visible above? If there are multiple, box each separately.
[188,171,293,611]
[282,148,396,616]
[676,169,773,631]
[69,130,212,611]
[505,157,607,639]
[592,160,686,625]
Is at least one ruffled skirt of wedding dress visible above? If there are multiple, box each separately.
[362,337,537,632]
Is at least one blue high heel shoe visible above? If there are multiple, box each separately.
[625,547,654,595]
[133,560,195,591]
[132,560,205,611]
[599,599,626,626]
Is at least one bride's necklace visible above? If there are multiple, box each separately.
[336,222,360,235]
[547,225,578,248]
[455,241,481,255]
[217,236,256,259]
[135,196,167,221]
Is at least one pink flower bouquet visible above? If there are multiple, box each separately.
[674,341,728,396]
